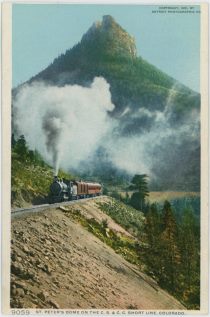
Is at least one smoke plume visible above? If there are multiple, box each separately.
[42,111,64,175]
[13,77,200,188]
[13,77,115,174]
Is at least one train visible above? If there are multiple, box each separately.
[49,176,102,203]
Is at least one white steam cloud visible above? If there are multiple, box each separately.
[14,77,115,175]
[13,78,199,182]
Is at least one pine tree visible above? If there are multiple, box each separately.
[179,207,200,307]
[146,203,161,248]
[144,203,163,280]
[129,174,149,211]
[14,135,28,161]
[160,200,180,293]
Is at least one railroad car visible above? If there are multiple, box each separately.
[49,176,102,203]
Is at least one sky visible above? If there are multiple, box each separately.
[12,4,200,92]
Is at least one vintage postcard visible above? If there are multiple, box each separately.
[1,2,209,315]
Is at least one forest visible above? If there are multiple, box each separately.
[103,175,200,309]
[11,136,200,309]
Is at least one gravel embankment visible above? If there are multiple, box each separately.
[11,198,185,310]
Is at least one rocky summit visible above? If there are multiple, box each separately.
[81,15,137,59]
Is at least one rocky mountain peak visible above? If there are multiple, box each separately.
[102,15,117,29]
[81,15,137,58]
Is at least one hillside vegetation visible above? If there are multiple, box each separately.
[96,199,145,238]
[34,29,199,121]
[97,198,200,310]
[11,135,73,208]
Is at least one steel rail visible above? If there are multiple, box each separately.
[11,195,106,218]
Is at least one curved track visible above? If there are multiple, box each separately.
[11,195,105,218]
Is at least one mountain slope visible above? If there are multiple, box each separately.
[30,15,199,121]
[13,15,200,190]
[11,198,185,309]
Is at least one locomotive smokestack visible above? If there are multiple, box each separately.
[53,175,58,182]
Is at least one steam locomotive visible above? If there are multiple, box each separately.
[49,176,102,203]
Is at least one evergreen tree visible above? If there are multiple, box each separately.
[129,174,149,211]
[179,207,200,307]
[14,135,28,161]
[141,199,200,308]
[146,203,161,247]
[160,201,180,293]
[144,203,164,280]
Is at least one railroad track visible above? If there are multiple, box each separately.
[11,195,106,218]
